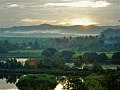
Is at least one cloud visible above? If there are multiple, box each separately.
[62,0,73,1]
[8,4,19,7]
[45,0,111,8]
[8,4,25,8]
[21,18,56,23]
[0,0,118,27]
[5,30,60,34]
[7,3,44,8]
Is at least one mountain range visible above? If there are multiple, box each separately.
[0,24,119,37]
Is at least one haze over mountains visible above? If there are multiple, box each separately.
[0,24,119,37]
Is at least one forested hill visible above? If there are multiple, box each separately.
[100,28,120,38]
[0,24,119,37]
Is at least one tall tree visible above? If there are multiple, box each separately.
[74,55,84,69]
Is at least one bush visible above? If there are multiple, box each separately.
[16,74,57,90]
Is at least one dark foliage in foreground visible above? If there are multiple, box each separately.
[16,74,57,90]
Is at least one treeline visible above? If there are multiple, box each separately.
[0,48,120,70]
[101,28,120,38]
[0,68,119,90]
[78,52,120,64]
[0,40,19,54]
[0,35,120,53]
[41,48,120,64]
[0,58,23,69]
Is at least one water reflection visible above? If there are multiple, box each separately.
[0,73,21,84]
[16,58,28,66]
[0,79,18,90]
[0,73,21,89]
[56,76,86,90]
[55,83,63,90]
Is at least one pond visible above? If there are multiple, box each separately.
[16,58,28,65]
[0,58,28,66]
[88,64,120,69]
[0,74,20,90]
[0,79,18,90]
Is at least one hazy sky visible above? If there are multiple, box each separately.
[0,0,119,27]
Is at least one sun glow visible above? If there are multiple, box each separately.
[70,18,98,26]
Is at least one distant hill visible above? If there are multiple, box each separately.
[0,24,119,37]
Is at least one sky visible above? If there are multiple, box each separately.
[0,0,120,27]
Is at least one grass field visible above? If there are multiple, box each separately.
[0,50,43,58]
[9,50,114,58]
[0,49,114,59]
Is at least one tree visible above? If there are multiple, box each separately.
[0,46,8,54]
[37,57,53,69]
[0,61,4,68]
[64,76,88,90]
[101,70,120,90]
[16,74,57,90]
[33,40,39,49]
[25,59,38,69]
[92,62,103,73]
[112,52,120,64]
[41,48,57,57]
[60,50,75,61]
[98,53,108,62]
[83,52,99,63]
[85,74,105,90]
[3,58,23,69]
[83,52,90,61]
[74,55,83,69]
